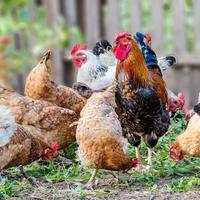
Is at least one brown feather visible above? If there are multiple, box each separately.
[175,113,200,156]
[148,69,168,105]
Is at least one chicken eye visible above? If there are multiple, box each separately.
[82,56,87,63]
[77,52,84,57]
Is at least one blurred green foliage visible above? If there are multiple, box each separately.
[0,0,83,76]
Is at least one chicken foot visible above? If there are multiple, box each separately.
[85,169,98,189]
[19,165,37,186]
[135,146,141,161]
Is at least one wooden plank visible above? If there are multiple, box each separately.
[43,0,59,28]
[60,0,77,26]
[28,0,37,48]
[129,0,141,34]
[163,67,177,97]
[181,65,191,107]
[14,33,25,94]
[171,0,186,52]
[105,0,120,42]
[23,1,38,91]
[170,53,200,65]
[165,65,200,108]
[43,0,63,84]
[84,0,100,46]
[155,51,200,65]
[59,0,78,86]
[150,0,164,52]
[76,0,84,33]
[59,0,77,47]
[189,67,200,106]
[193,0,200,52]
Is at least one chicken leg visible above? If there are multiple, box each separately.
[147,147,153,170]
[19,165,37,186]
[135,147,146,171]
[135,147,141,160]
[85,169,98,189]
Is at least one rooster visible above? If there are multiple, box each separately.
[113,32,170,169]
[71,40,176,99]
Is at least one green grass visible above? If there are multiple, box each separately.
[164,176,200,192]
[0,110,200,199]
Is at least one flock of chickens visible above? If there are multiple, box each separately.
[0,31,200,189]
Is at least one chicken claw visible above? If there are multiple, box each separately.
[84,169,98,190]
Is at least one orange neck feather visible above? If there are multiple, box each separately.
[116,40,152,88]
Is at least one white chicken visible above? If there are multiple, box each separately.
[71,44,115,90]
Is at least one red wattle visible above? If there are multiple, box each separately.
[113,44,131,61]
[73,59,82,68]
[177,93,185,108]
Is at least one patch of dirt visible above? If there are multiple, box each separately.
[9,175,200,200]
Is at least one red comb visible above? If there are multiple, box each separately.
[50,142,59,151]
[144,32,151,42]
[114,32,132,41]
[70,44,88,55]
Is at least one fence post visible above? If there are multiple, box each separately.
[60,0,78,86]
[172,0,186,53]
[105,0,120,42]
[84,0,100,46]
[129,0,142,34]
[43,0,63,84]
[193,0,200,53]
[150,0,164,53]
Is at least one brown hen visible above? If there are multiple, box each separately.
[169,95,200,160]
[0,85,78,183]
[76,83,138,188]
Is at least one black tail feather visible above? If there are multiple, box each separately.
[194,103,200,115]
[92,40,112,56]
[166,56,176,66]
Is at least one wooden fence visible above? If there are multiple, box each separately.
[56,0,200,63]
[15,0,200,107]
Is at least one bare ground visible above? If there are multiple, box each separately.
[8,175,200,200]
